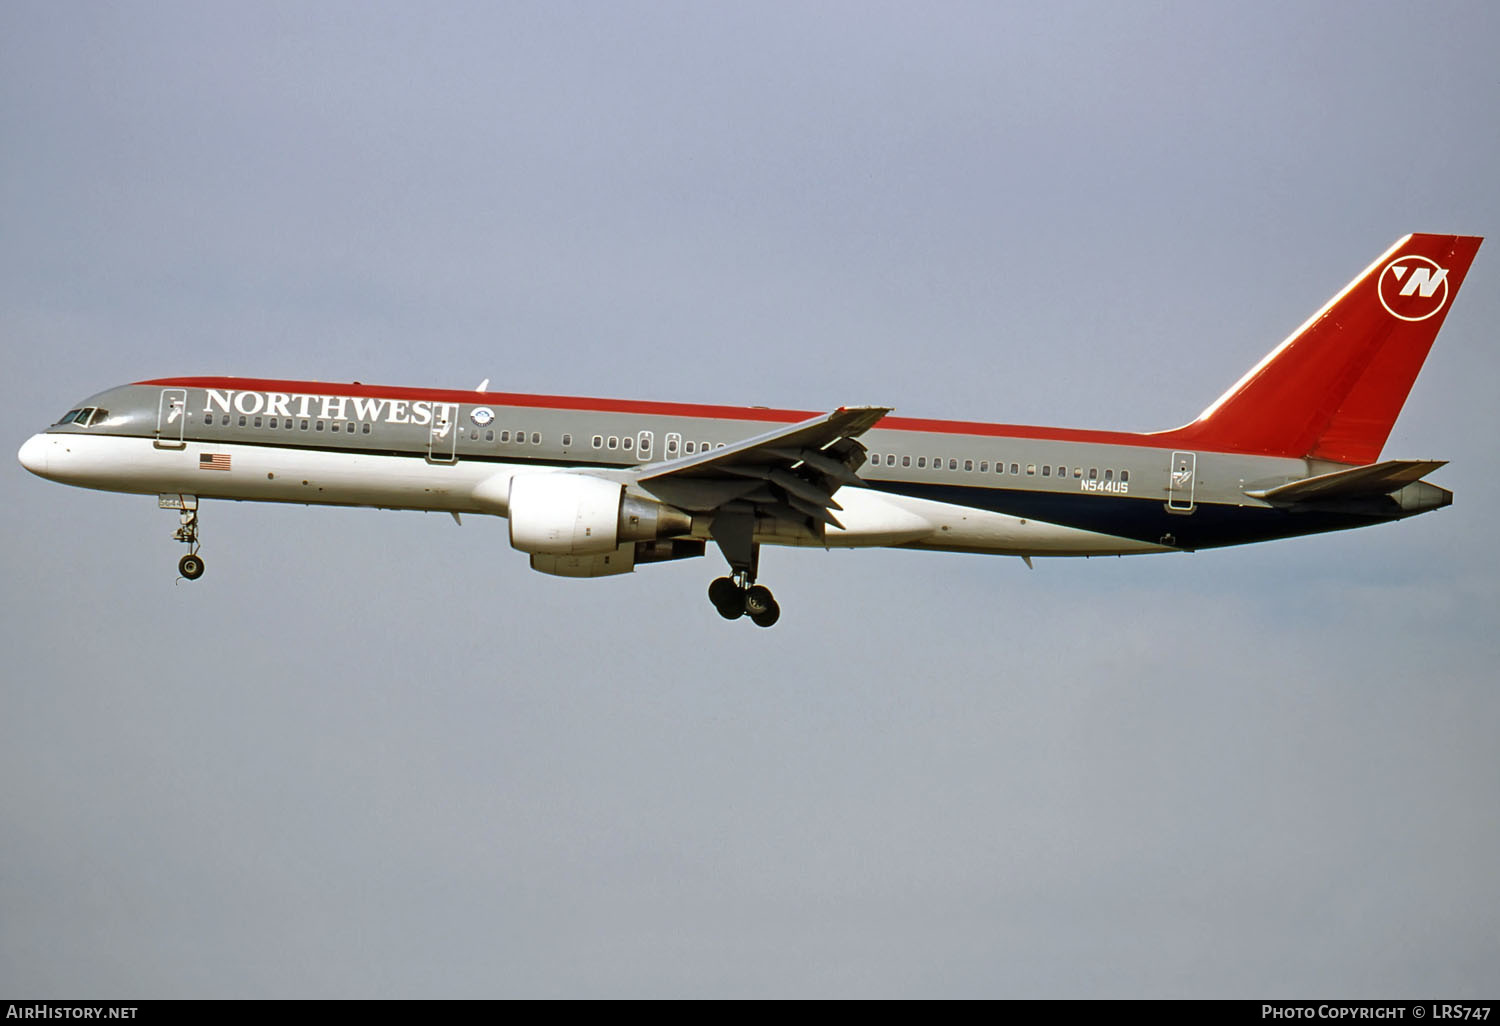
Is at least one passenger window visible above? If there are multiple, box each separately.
[1010,463,1019,475]
[902,456,911,468]
[870,454,880,466]
[592,435,603,449]
[964,459,974,472]
[470,429,478,440]
[532,433,541,444]
[315,421,324,431]
[917,457,927,468]
[979,461,988,472]
[607,437,618,449]
[347,422,355,433]
[1104,469,1113,481]
[485,429,494,441]
[254,416,263,428]
[622,437,633,450]
[365,424,373,435]
[1089,468,1098,480]
[204,414,214,426]
[1042,465,1051,477]
[268,417,277,428]
[239,416,247,427]
[1121,470,1130,483]
[685,441,696,454]
[1073,467,1082,478]
[1026,464,1036,475]
[562,434,572,447]
[948,459,958,470]
[300,419,309,430]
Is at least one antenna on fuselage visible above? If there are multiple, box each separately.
[476,378,490,392]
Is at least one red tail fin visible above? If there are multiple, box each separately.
[1177,233,1481,464]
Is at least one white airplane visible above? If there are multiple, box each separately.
[18,233,1480,626]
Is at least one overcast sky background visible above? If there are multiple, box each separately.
[3,1,1497,999]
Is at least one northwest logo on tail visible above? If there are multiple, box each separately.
[1378,255,1450,321]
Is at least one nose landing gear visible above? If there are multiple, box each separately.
[161,494,205,580]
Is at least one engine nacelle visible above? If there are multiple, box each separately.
[508,473,692,556]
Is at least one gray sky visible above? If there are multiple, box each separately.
[3,0,1497,998]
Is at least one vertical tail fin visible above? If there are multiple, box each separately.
[1179,233,1481,464]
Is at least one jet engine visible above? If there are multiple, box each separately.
[508,473,693,556]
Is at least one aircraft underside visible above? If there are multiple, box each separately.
[19,432,1435,598]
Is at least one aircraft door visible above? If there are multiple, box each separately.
[1167,451,1196,512]
[428,403,458,462]
[155,388,187,449]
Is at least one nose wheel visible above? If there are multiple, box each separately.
[708,574,781,628]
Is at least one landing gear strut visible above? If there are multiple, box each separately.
[162,494,205,580]
[707,512,780,627]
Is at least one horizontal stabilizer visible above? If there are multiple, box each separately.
[1246,460,1447,504]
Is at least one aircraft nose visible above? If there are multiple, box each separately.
[17,433,49,476]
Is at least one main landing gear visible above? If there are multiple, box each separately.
[162,494,205,580]
[708,574,781,628]
[707,512,780,627]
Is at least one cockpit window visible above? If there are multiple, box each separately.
[54,407,108,427]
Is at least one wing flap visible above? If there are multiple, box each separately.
[631,405,890,534]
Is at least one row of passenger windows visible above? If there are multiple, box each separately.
[193,414,1124,480]
[588,435,727,454]
[201,414,576,449]
[868,452,1129,482]
[205,413,371,434]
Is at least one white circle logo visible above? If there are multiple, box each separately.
[470,407,495,426]
[1377,256,1450,322]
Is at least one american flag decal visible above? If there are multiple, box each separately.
[198,453,231,471]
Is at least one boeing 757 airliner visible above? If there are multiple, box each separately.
[18,233,1480,626]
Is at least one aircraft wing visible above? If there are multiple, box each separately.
[630,405,891,531]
